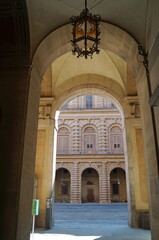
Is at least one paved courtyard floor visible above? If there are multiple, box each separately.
[31,203,151,240]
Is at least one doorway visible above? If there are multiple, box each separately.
[87,189,94,202]
[110,168,127,203]
[81,168,99,203]
[55,168,71,203]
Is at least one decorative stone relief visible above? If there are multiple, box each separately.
[39,98,54,119]
[126,96,140,118]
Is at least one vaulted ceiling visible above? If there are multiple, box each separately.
[26,0,148,55]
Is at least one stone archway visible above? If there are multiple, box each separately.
[55,168,71,203]
[32,21,151,231]
[81,168,99,203]
[37,80,149,227]
[0,1,159,238]
[32,22,142,80]
[110,168,127,203]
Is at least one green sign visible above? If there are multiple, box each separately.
[32,199,39,215]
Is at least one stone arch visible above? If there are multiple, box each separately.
[82,124,97,133]
[53,80,131,119]
[109,167,127,203]
[81,167,100,203]
[79,163,102,176]
[32,22,142,81]
[58,125,70,133]
[56,163,74,175]
[107,163,125,177]
[110,166,126,174]
[109,123,122,131]
[31,20,150,230]
[55,167,71,202]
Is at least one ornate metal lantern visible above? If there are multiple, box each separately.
[70,0,101,59]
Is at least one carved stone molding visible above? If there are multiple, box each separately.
[56,162,74,174]
[126,96,140,118]
[107,162,125,176]
[39,98,54,119]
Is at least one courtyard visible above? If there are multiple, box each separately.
[31,203,151,240]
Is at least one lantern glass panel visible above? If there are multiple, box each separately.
[76,22,85,38]
[87,20,96,39]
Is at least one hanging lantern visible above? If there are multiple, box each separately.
[70,0,101,59]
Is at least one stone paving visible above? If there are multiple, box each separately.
[31,203,151,240]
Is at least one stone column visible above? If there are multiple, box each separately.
[106,163,111,203]
[0,66,40,240]
[35,98,56,228]
[70,162,81,203]
[124,104,149,228]
[136,66,159,239]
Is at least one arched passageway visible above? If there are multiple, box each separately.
[36,83,149,229]
[55,168,71,203]
[110,168,127,203]
[81,168,99,203]
[1,2,159,240]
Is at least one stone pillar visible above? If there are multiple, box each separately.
[70,162,81,203]
[98,118,107,154]
[35,98,56,228]
[72,119,80,154]
[99,163,109,203]
[124,110,149,228]
[0,66,40,240]
[136,67,159,239]
[106,164,111,203]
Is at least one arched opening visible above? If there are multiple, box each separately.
[32,22,149,233]
[81,168,99,203]
[1,2,159,239]
[110,168,127,203]
[55,168,71,203]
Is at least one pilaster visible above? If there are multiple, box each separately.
[98,118,107,154]
[99,162,109,203]
[136,66,159,239]
[72,119,80,154]
[70,162,81,203]
[124,95,149,228]
[35,98,56,228]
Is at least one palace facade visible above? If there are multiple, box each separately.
[55,95,127,203]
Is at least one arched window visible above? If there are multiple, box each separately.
[57,127,70,154]
[83,126,97,154]
[109,126,123,154]
[86,95,93,109]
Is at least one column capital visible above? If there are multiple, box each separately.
[39,97,55,120]
[125,95,140,118]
